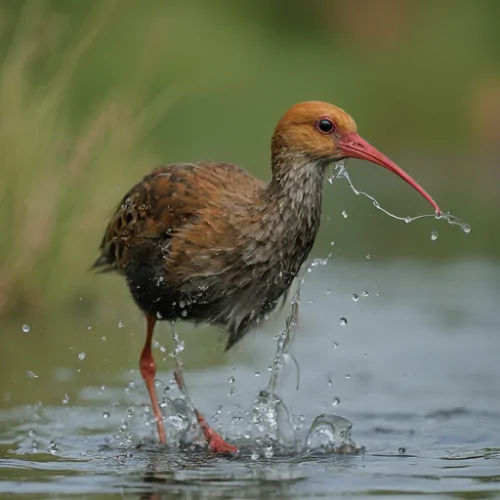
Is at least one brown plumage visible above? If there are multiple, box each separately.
[93,101,441,452]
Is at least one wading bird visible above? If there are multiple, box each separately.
[93,101,440,453]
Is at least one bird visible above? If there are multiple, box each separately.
[93,101,441,453]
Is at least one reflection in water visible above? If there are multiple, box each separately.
[139,453,304,500]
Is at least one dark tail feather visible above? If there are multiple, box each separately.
[90,254,117,273]
[224,323,248,351]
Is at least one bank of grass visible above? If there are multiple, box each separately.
[0,2,188,318]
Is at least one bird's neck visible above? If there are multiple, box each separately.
[250,151,327,274]
[265,151,326,230]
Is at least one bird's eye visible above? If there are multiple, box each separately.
[316,118,336,134]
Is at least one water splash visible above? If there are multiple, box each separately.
[247,390,297,455]
[328,163,471,233]
[163,397,200,448]
[267,286,301,394]
[305,414,362,455]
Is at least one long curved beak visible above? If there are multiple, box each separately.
[339,132,441,215]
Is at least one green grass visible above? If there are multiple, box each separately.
[0,0,498,321]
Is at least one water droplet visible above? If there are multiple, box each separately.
[26,370,39,379]
[341,210,348,218]
[160,345,167,353]
[345,373,351,379]
[330,241,335,246]
[339,317,347,326]
[78,352,86,360]
[254,371,260,377]
[250,451,259,461]
[101,336,107,342]
[87,326,92,331]
[179,300,186,309]
[103,411,110,419]
[398,447,406,454]
[264,445,274,458]
[325,288,332,295]
[352,293,359,302]
[126,408,135,418]
[228,376,235,384]
[430,231,438,241]
[48,440,58,455]
[461,223,471,234]
[362,290,369,297]
[174,341,184,354]
[181,310,187,317]
[118,320,124,328]
[34,400,42,409]
[404,216,412,223]
[211,405,222,422]
[22,324,30,333]
[311,258,328,267]
[332,397,340,406]
[365,254,371,260]
[62,394,69,405]
[332,341,338,349]
[160,401,167,409]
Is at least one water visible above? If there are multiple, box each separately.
[328,162,472,234]
[1,259,499,498]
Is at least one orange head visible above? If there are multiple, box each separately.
[272,101,440,214]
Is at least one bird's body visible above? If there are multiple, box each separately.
[93,101,441,453]
[94,158,323,349]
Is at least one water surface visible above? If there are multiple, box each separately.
[1,259,499,499]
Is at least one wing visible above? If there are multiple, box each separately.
[92,161,264,273]
[92,163,206,272]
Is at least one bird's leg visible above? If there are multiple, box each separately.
[170,322,238,454]
[139,313,166,444]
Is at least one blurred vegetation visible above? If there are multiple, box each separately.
[0,0,498,325]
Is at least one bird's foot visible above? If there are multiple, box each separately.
[195,410,238,454]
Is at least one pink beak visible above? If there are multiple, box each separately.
[339,133,441,215]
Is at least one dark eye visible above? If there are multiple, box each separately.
[316,118,336,134]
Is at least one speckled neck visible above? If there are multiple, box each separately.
[242,151,327,281]
[266,151,326,233]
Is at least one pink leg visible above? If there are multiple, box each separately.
[139,314,167,444]
[173,367,238,454]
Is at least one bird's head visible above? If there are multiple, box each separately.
[271,101,441,214]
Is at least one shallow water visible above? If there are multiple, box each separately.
[1,259,499,499]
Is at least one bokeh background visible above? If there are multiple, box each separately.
[0,0,499,408]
